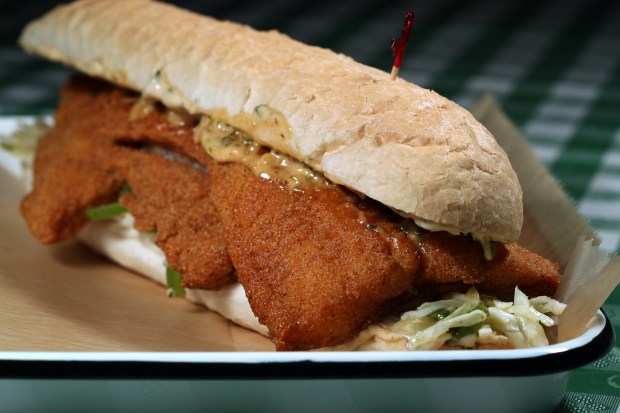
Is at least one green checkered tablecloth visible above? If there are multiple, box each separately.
[1,0,619,411]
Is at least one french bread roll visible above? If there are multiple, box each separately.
[19,0,523,243]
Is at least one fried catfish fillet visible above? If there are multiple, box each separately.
[209,163,420,350]
[20,76,561,350]
[208,164,560,349]
[414,232,560,298]
[20,77,234,290]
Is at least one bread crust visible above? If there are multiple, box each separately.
[19,0,522,242]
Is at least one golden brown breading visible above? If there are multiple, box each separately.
[117,153,233,290]
[21,76,562,350]
[413,232,560,299]
[20,82,126,243]
[478,242,561,298]
[209,163,420,350]
[21,76,234,289]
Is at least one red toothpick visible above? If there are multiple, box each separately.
[390,11,415,80]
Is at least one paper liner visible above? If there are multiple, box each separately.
[1,95,618,350]
[0,165,273,351]
[556,238,620,341]
[471,95,619,342]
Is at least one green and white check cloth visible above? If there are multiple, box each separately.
[2,0,619,255]
[1,0,619,411]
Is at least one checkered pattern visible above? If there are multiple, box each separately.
[1,0,619,409]
[2,0,619,254]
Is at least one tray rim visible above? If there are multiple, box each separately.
[0,311,613,380]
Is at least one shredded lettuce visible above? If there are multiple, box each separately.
[85,202,128,221]
[392,287,566,350]
[166,265,186,298]
[85,185,132,221]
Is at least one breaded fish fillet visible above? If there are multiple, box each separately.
[209,162,420,350]
[21,77,235,290]
[414,232,560,298]
[20,76,562,350]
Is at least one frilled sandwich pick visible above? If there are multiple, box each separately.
[14,0,564,351]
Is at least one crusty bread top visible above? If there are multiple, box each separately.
[19,0,523,242]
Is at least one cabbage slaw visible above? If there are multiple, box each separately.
[377,287,566,350]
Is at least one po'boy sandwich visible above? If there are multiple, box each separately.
[13,0,565,351]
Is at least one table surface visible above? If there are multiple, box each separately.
[1,0,619,411]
